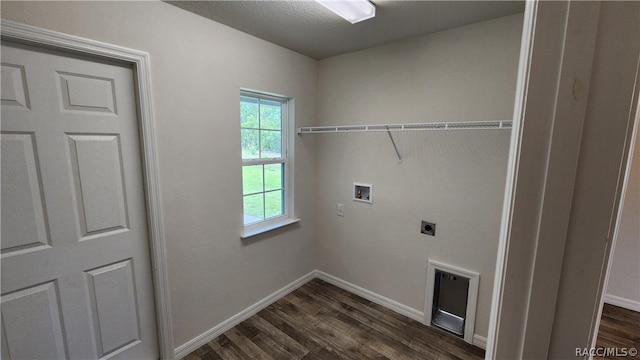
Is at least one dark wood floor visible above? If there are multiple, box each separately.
[595,303,640,359]
[183,278,484,360]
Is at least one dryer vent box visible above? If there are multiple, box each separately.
[431,270,469,337]
[425,260,479,344]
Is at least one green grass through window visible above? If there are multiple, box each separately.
[243,164,284,224]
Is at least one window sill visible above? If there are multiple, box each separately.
[241,218,301,239]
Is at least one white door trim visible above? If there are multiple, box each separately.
[485,1,538,357]
[1,20,175,360]
[488,1,640,358]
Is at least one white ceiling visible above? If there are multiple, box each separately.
[167,1,525,60]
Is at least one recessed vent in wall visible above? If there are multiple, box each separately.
[424,260,479,344]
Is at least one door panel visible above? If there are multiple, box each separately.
[85,259,140,358]
[57,71,117,114]
[1,41,158,359]
[0,132,50,255]
[1,282,68,360]
[1,63,30,109]
[67,134,128,237]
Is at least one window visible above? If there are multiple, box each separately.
[240,91,296,235]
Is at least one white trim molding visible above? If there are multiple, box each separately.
[174,271,316,359]
[424,260,480,345]
[486,1,538,357]
[473,334,488,350]
[0,20,175,359]
[604,294,640,312]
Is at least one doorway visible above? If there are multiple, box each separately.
[1,21,173,359]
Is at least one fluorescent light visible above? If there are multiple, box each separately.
[315,0,376,24]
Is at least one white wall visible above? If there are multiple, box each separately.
[606,130,640,308]
[4,2,638,357]
[312,14,523,340]
[1,0,531,351]
[0,1,318,348]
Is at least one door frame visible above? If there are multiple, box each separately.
[589,62,640,351]
[487,1,640,357]
[1,20,175,359]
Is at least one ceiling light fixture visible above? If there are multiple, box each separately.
[315,0,376,24]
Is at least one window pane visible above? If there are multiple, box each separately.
[260,99,281,130]
[260,130,281,158]
[241,129,259,159]
[240,93,288,227]
[242,165,264,195]
[243,193,264,225]
[240,96,259,128]
[265,190,284,219]
[264,163,283,191]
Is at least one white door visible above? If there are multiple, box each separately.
[1,40,159,359]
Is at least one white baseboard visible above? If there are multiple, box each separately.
[174,270,316,359]
[473,334,487,350]
[175,269,488,358]
[314,270,425,322]
[604,294,640,312]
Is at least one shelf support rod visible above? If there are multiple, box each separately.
[385,126,402,163]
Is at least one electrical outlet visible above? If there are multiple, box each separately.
[337,203,344,217]
[421,221,436,236]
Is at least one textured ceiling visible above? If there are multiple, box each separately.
[167,1,525,60]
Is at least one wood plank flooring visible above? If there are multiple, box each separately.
[183,279,485,360]
[595,303,640,359]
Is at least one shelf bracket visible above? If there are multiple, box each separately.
[385,126,402,163]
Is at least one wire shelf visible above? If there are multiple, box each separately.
[297,120,512,134]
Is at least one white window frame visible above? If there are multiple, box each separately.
[240,90,298,239]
